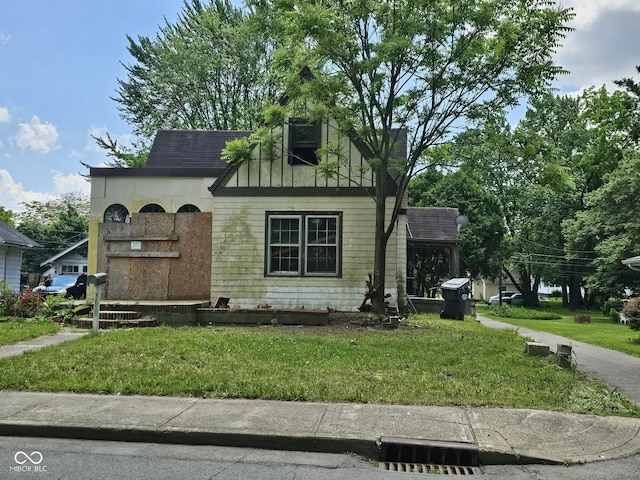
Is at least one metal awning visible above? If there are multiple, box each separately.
[622,255,640,271]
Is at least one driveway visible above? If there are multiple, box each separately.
[477,315,640,405]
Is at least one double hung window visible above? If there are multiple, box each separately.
[267,213,340,276]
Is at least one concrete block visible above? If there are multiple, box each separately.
[556,344,573,368]
[525,342,550,356]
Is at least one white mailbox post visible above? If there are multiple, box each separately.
[87,273,107,335]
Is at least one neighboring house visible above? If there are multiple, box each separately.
[0,219,39,291]
[39,237,89,278]
[89,121,408,311]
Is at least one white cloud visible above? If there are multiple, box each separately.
[554,2,640,93]
[0,30,10,44]
[562,0,640,28]
[0,107,10,123]
[0,169,54,212]
[0,169,90,213]
[52,170,91,195]
[16,116,59,153]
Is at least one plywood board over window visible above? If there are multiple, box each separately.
[97,212,212,300]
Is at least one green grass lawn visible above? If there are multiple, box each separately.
[0,314,637,418]
[477,301,640,358]
[0,317,61,347]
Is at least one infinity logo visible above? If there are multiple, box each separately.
[14,451,43,465]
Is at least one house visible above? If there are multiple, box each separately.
[0,219,39,291]
[39,237,88,278]
[88,120,408,311]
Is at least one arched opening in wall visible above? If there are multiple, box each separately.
[103,204,129,223]
[139,203,165,213]
[177,204,201,213]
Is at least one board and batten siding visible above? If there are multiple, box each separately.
[0,246,23,291]
[210,196,402,311]
[226,120,375,189]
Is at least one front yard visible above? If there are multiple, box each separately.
[0,314,637,418]
[477,301,640,358]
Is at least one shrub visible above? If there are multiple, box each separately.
[488,305,562,320]
[574,314,591,324]
[603,299,624,315]
[609,308,621,323]
[621,298,640,331]
[550,290,562,298]
[0,289,43,318]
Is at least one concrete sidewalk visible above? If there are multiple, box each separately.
[0,391,639,465]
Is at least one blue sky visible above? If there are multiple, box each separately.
[1,0,640,213]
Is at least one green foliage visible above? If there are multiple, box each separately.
[38,296,86,323]
[113,0,278,144]
[609,308,621,324]
[409,166,507,279]
[221,137,254,167]
[251,0,573,312]
[564,150,640,300]
[0,289,43,318]
[15,193,89,274]
[0,206,14,227]
[622,298,640,331]
[487,305,562,320]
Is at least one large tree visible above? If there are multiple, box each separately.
[564,150,640,301]
[409,166,507,281]
[245,0,573,312]
[99,0,280,163]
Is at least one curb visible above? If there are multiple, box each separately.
[0,421,556,466]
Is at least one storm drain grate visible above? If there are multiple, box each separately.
[379,462,480,475]
[379,437,480,475]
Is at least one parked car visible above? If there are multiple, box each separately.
[487,291,517,305]
[34,273,87,299]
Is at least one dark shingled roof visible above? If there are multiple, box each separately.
[0,220,39,248]
[146,130,252,170]
[406,207,459,244]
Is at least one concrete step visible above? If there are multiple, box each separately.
[97,310,142,320]
[68,316,158,329]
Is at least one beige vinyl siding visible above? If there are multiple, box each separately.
[210,196,400,311]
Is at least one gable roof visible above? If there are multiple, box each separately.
[90,129,252,178]
[406,207,459,245]
[0,220,39,248]
[146,130,252,170]
[39,237,88,268]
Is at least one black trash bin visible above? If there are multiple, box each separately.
[439,278,470,320]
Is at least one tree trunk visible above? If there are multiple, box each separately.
[372,177,388,314]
